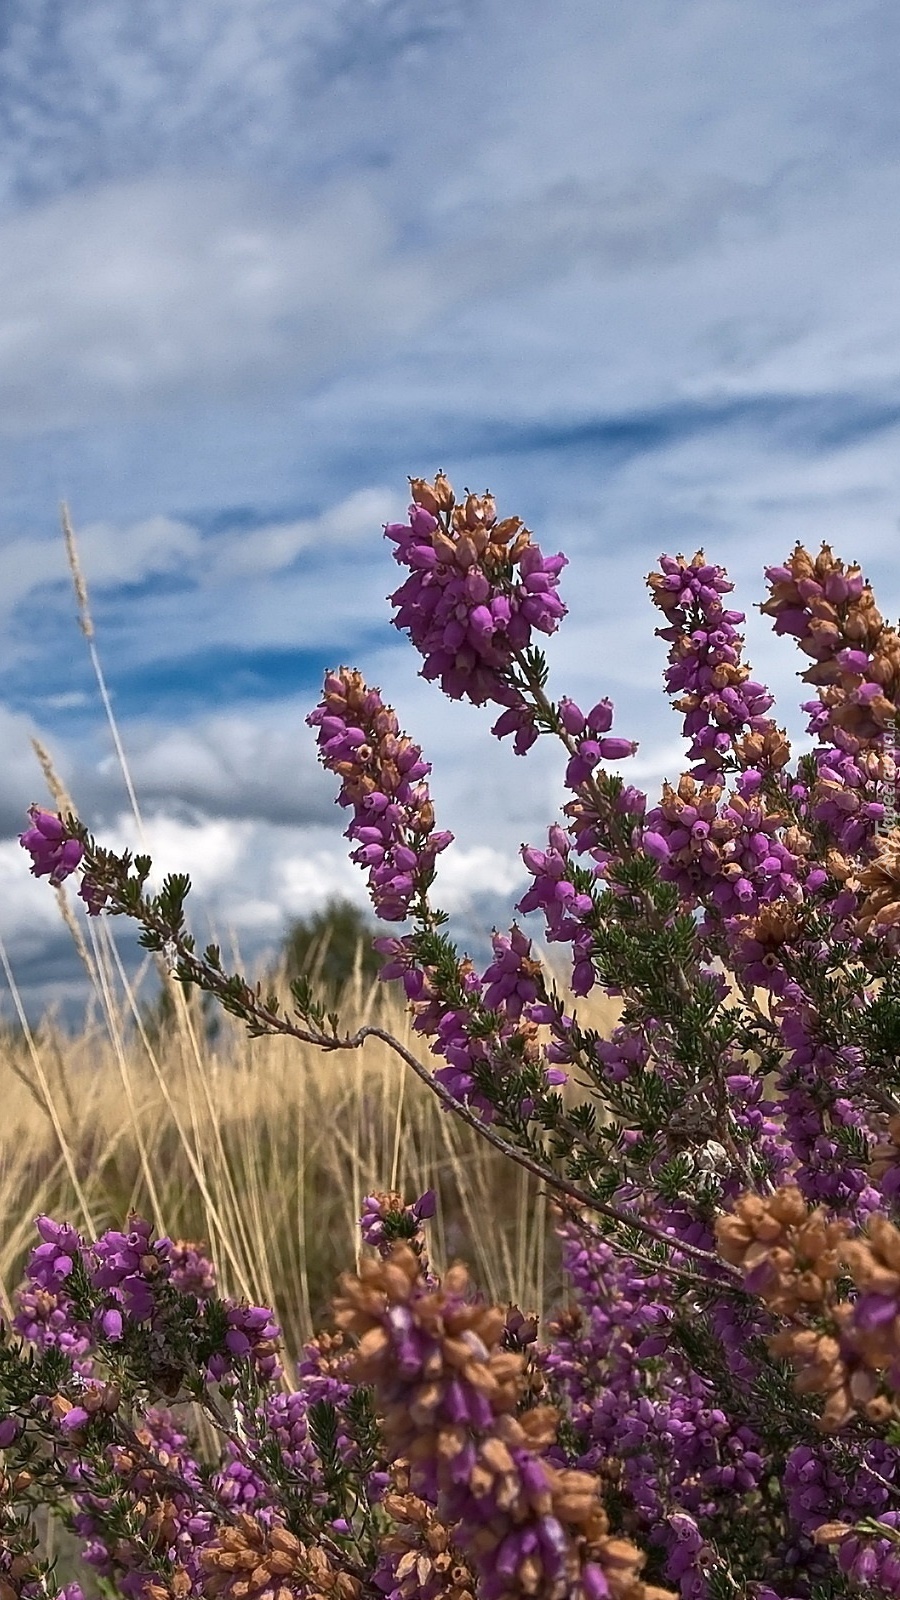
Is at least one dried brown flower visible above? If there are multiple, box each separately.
[855,830,900,941]
[868,1113,900,1187]
[200,1514,360,1600]
[740,902,802,970]
[715,1187,849,1318]
[381,1464,476,1600]
[334,1247,673,1600]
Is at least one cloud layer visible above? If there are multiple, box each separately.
[4,1,900,1014]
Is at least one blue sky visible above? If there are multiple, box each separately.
[4,0,900,1012]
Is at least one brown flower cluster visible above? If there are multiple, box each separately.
[735,900,802,973]
[644,552,708,621]
[715,1188,863,1430]
[300,1327,352,1380]
[200,1515,360,1600]
[334,1245,673,1600]
[839,1213,900,1378]
[732,725,792,775]
[716,1188,900,1430]
[409,475,532,575]
[868,1112,900,1188]
[93,1423,210,1585]
[0,1561,45,1600]
[502,1305,547,1411]
[855,829,900,944]
[715,1186,849,1318]
[381,1463,477,1600]
[761,542,900,744]
[145,1569,192,1600]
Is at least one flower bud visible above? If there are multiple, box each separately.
[433,471,455,510]
[409,477,440,515]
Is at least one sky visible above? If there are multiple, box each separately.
[3,0,900,1016]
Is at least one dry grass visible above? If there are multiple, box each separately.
[0,506,621,1366]
[0,907,621,1361]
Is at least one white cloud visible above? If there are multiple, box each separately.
[212,487,405,579]
[0,3,897,442]
[0,512,199,616]
[110,812,249,897]
[280,847,369,916]
[109,709,335,826]
[0,176,441,433]
[76,515,202,587]
[434,845,525,910]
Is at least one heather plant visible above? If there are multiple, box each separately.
[9,475,900,1597]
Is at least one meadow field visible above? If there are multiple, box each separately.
[0,907,622,1369]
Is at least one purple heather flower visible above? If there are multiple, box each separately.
[360,1189,436,1253]
[70,1405,215,1593]
[774,1000,881,1217]
[518,826,598,995]
[385,477,567,746]
[169,1238,217,1299]
[90,1215,172,1326]
[643,776,812,937]
[0,1414,22,1447]
[57,1404,91,1434]
[648,552,783,785]
[206,1302,282,1384]
[375,925,566,1119]
[19,806,83,886]
[28,1215,84,1291]
[14,1280,92,1366]
[308,667,452,921]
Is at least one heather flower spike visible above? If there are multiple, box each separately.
[307,666,453,921]
[385,472,567,750]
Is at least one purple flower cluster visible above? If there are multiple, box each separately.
[546,1221,769,1598]
[169,1238,217,1299]
[19,806,83,885]
[206,1303,282,1385]
[336,1245,657,1600]
[556,696,637,786]
[762,544,900,855]
[648,552,783,783]
[18,806,112,914]
[377,924,567,1118]
[642,774,813,926]
[518,825,599,996]
[91,1215,172,1336]
[774,993,882,1217]
[784,1441,900,1594]
[307,666,453,921]
[214,1372,364,1521]
[13,1215,281,1392]
[72,1407,216,1597]
[14,1216,92,1365]
[360,1187,436,1252]
[385,474,566,748]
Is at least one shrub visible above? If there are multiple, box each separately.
[8,472,900,1598]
